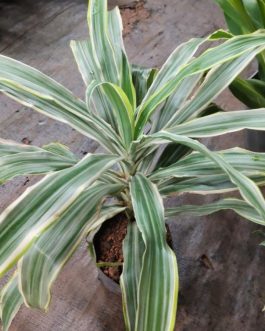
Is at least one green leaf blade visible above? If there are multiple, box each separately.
[166,109,265,137]
[0,154,120,277]
[0,273,23,331]
[19,184,123,310]
[120,222,145,331]
[130,174,178,331]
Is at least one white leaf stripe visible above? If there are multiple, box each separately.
[130,174,178,331]
[0,138,42,156]
[87,0,135,107]
[0,272,23,331]
[167,49,263,126]
[142,132,265,220]
[120,222,145,331]
[151,148,265,180]
[0,55,87,116]
[18,184,123,310]
[166,109,265,137]
[165,198,265,226]
[155,73,203,131]
[135,37,206,136]
[88,82,134,147]
[108,7,136,108]
[135,31,265,137]
[0,139,77,162]
[42,142,77,161]
[0,57,125,154]
[86,79,119,130]
[141,38,206,107]
[0,154,120,277]
[159,174,265,195]
[70,39,99,87]
[0,140,77,183]
[0,152,75,183]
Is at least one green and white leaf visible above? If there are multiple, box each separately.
[130,174,178,331]
[87,82,134,147]
[167,50,263,126]
[42,142,77,161]
[19,183,124,310]
[135,31,265,137]
[166,109,265,137]
[0,55,125,154]
[0,138,42,156]
[120,222,145,331]
[135,37,207,136]
[0,153,119,277]
[141,131,265,219]
[0,272,23,331]
[166,198,265,226]
[155,73,203,131]
[151,147,265,180]
[0,139,77,183]
[87,0,135,106]
[159,174,265,195]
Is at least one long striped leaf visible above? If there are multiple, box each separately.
[135,31,265,137]
[155,73,203,131]
[0,140,77,183]
[0,273,23,331]
[150,103,222,172]
[19,184,124,310]
[0,55,125,154]
[135,37,206,136]
[87,82,134,147]
[120,222,145,331]
[0,154,120,277]
[159,174,265,196]
[141,132,265,219]
[167,49,263,126]
[0,140,76,161]
[130,174,178,331]
[87,0,135,106]
[141,38,206,106]
[0,152,76,184]
[0,138,42,156]
[166,198,265,225]
[151,147,265,180]
[166,109,265,137]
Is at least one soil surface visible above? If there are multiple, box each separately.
[94,213,173,283]
[94,213,128,283]
[120,1,150,35]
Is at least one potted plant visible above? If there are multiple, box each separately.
[214,0,265,151]
[2,1,265,330]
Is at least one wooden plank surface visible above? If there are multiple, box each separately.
[1,1,265,330]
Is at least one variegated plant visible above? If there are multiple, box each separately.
[1,1,265,330]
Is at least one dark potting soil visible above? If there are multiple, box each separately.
[94,213,173,284]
